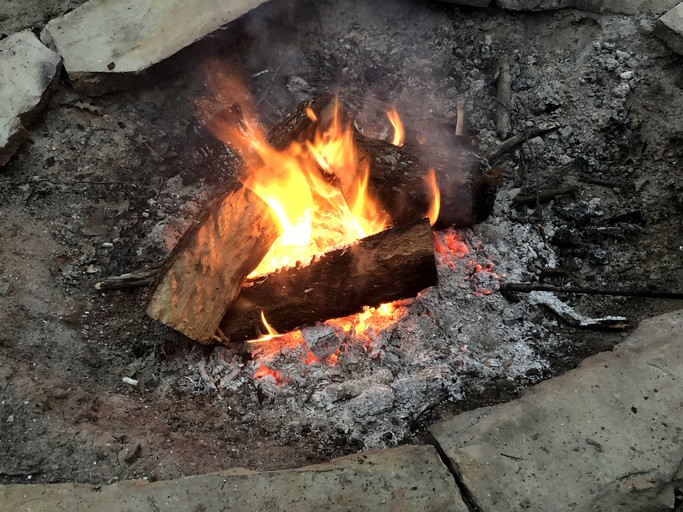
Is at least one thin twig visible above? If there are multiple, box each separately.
[486,124,559,163]
[0,179,134,186]
[255,65,282,108]
[0,469,41,477]
[512,185,580,206]
[500,453,525,461]
[455,99,465,137]
[578,173,630,190]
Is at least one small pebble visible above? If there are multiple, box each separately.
[613,82,630,98]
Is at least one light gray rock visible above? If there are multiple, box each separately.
[0,445,468,512]
[430,309,683,512]
[0,31,62,166]
[496,0,680,14]
[654,3,683,56]
[41,0,273,96]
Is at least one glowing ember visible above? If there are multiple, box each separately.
[253,364,282,384]
[327,302,401,345]
[468,261,501,297]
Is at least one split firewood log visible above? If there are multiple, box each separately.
[146,186,279,343]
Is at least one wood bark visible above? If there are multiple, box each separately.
[146,186,279,343]
[220,219,437,342]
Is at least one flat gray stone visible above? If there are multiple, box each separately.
[430,309,683,512]
[41,0,272,96]
[654,3,683,55]
[0,31,61,166]
[496,0,680,14]
[0,445,467,512]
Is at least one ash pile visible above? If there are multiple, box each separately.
[186,208,562,449]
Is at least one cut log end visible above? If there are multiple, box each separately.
[146,186,279,343]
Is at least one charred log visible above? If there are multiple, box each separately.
[146,186,279,343]
[220,219,437,342]
[353,133,503,229]
[292,94,503,229]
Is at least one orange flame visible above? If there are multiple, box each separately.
[424,169,440,227]
[386,108,405,147]
[210,95,391,278]
[327,302,400,345]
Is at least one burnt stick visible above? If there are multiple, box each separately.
[501,282,683,300]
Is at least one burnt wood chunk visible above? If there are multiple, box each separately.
[147,186,279,343]
[220,219,438,342]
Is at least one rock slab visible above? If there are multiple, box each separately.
[496,0,681,14]
[654,3,683,56]
[430,309,683,512]
[41,0,272,96]
[0,445,467,512]
[0,31,62,166]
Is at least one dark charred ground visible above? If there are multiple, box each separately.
[1,0,681,485]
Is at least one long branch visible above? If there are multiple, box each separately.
[501,282,683,300]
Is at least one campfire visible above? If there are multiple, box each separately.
[145,71,503,378]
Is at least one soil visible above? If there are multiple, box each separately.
[1,0,681,485]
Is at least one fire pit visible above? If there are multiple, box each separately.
[137,71,542,448]
[1,0,682,488]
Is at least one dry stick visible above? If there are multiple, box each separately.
[512,185,580,206]
[486,124,559,163]
[496,58,512,139]
[501,282,683,300]
[455,99,465,137]
[95,267,160,290]
[578,173,630,189]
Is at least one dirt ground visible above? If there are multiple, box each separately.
[1,0,682,485]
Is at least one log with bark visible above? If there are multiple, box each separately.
[219,219,437,342]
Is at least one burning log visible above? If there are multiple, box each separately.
[286,94,503,229]
[146,186,279,343]
[220,219,437,342]
[257,94,501,229]
[353,133,503,228]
